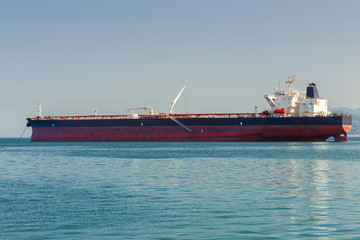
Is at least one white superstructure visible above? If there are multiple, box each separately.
[264,75,330,117]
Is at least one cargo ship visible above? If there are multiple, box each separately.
[26,75,351,142]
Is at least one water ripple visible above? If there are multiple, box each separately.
[1,138,360,239]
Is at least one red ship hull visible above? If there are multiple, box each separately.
[29,124,351,142]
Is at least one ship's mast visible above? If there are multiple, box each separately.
[37,102,42,118]
[286,74,295,92]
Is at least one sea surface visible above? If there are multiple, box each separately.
[1,138,360,239]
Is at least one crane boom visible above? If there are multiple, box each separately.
[169,85,186,114]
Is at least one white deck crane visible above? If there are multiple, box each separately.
[169,85,186,114]
[127,106,154,115]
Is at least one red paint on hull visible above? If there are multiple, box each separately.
[30,124,351,142]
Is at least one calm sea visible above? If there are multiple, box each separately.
[1,138,360,239]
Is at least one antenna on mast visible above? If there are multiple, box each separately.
[169,85,186,114]
[286,74,295,90]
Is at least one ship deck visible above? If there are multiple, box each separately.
[29,113,256,121]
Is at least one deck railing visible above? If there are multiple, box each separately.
[29,113,348,121]
[30,112,256,121]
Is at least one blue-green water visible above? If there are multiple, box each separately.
[1,138,360,239]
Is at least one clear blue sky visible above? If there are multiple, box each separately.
[1,0,359,137]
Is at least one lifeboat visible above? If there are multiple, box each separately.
[274,108,286,114]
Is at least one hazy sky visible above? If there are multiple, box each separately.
[1,0,360,137]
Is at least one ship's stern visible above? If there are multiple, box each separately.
[333,115,352,141]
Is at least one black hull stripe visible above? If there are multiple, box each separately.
[27,116,352,128]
